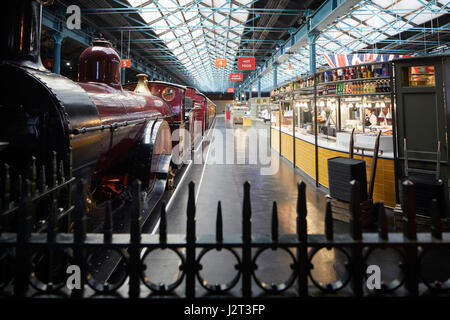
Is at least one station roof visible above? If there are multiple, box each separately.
[48,0,450,93]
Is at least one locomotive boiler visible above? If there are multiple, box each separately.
[0,0,173,218]
[124,80,216,156]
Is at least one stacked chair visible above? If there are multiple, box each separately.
[327,129,382,227]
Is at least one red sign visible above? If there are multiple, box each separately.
[121,59,131,68]
[227,87,235,93]
[229,74,243,81]
[43,58,54,69]
[238,57,255,70]
[215,58,227,67]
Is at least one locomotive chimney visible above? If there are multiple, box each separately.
[134,74,152,95]
[0,0,48,70]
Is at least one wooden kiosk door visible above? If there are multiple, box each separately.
[394,56,449,214]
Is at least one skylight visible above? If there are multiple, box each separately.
[128,0,251,92]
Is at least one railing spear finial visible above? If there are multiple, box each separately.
[296,180,308,297]
[160,200,167,245]
[216,201,223,244]
[377,202,388,240]
[401,179,417,240]
[31,156,37,195]
[103,200,113,243]
[59,160,65,183]
[52,151,57,187]
[242,181,252,298]
[186,181,197,298]
[271,201,278,243]
[40,164,47,192]
[400,179,418,296]
[296,181,307,241]
[325,200,333,241]
[129,179,142,298]
[430,198,442,240]
[47,199,58,243]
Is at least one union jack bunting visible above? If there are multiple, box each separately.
[322,54,411,68]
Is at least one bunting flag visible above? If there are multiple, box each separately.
[322,54,411,68]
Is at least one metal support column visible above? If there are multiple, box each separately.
[257,77,261,98]
[122,68,126,85]
[308,31,319,74]
[249,86,252,112]
[52,32,64,74]
[273,63,278,89]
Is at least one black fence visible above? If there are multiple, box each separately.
[0,164,450,298]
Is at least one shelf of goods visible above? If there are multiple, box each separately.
[270,61,396,207]
[250,97,270,120]
[231,104,249,125]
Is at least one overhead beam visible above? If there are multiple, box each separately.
[41,7,179,84]
[240,0,361,90]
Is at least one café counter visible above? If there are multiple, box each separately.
[271,126,396,208]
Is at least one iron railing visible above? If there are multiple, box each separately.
[0,149,75,234]
[0,172,449,298]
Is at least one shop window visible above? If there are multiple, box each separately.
[363,98,393,135]
[280,101,293,134]
[294,98,314,136]
[317,98,338,139]
[402,65,435,87]
[340,99,364,133]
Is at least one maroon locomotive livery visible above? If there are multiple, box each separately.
[0,0,173,214]
[124,80,216,155]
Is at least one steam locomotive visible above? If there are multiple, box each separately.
[123,80,216,160]
[0,0,215,229]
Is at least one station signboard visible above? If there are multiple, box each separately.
[229,74,243,81]
[238,57,255,70]
[121,59,131,68]
[227,87,235,93]
[215,58,227,67]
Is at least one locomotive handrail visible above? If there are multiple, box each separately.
[1,177,75,217]
[70,115,173,135]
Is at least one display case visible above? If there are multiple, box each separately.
[314,62,394,155]
[270,61,397,208]
[231,101,249,125]
[293,92,314,136]
[250,97,270,121]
